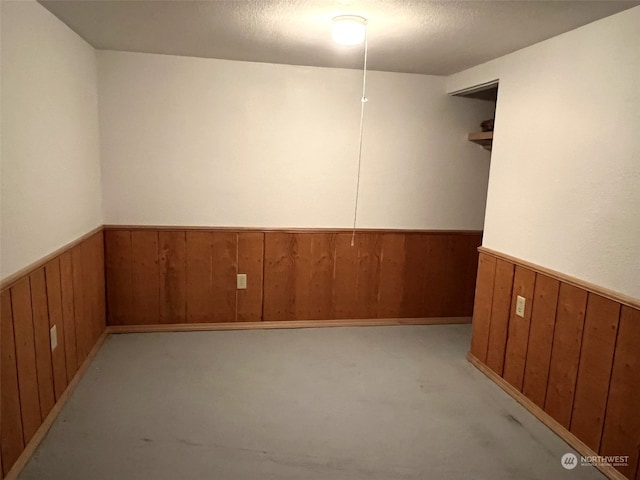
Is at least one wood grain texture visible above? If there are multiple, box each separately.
[92,233,107,344]
[599,306,640,480]
[262,233,295,321]
[105,230,132,325]
[544,283,588,429]
[463,235,482,314]
[28,269,55,419]
[522,274,560,408]
[503,266,536,391]
[71,246,89,363]
[211,233,237,322]
[423,235,450,317]
[82,233,105,347]
[237,232,264,322]
[10,279,42,443]
[1,290,24,475]
[441,235,471,317]
[106,229,482,325]
[470,253,497,363]
[59,252,78,385]
[159,231,187,324]
[331,234,360,319]
[570,294,621,452]
[485,259,515,375]
[355,234,382,319]
[377,234,406,318]
[185,232,214,323]
[108,316,470,333]
[0,231,108,480]
[44,259,68,400]
[400,234,429,318]
[306,234,335,320]
[131,231,160,325]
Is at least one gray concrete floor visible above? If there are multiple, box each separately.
[21,324,604,480]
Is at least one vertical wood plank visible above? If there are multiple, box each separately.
[159,231,187,324]
[600,306,640,479]
[470,253,497,363]
[306,234,335,320]
[29,269,56,419]
[105,230,132,325]
[10,279,42,443]
[522,274,560,408]
[71,245,89,363]
[93,232,107,338]
[503,266,537,391]
[485,259,515,375]
[331,234,359,319]
[211,232,237,322]
[544,282,588,428]
[131,231,160,325]
[356,234,381,319]
[400,234,428,318]
[59,252,78,381]
[1,290,25,473]
[377,234,406,318]
[237,232,264,322]
[463,234,483,315]
[262,233,294,321]
[81,234,102,346]
[185,232,214,323]
[441,235,471,317]
[291,234,313,320]
[570,294,621,452]
[44,259,68,400]
[421,234,449,317]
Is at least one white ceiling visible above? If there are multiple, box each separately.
[39,0,639,75]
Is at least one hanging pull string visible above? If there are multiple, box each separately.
[351,24,368,247]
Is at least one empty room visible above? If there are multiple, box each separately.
[1,1,639,479]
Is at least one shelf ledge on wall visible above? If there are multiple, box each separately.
[468,131,493,151]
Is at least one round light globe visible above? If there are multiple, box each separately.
[332,16,367,46]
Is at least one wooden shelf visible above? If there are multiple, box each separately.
[468,131,493,151]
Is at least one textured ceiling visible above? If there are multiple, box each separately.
[39,0,639,75]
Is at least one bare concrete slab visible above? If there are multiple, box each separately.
[20,324,605,479]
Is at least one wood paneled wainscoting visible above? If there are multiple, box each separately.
[104,227,483,326]
[0,229,107,479]
[469,247,640,480]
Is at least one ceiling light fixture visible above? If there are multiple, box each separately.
[332,15,369,246]
[332,15,367,46]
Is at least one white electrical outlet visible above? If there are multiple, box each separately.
[237,273,247,290]
[50,325,58,351]
[516,296,526,318]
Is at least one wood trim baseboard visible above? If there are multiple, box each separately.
[467,352,628,480]
[106,316,472,334]
[0,225,104,292]
[4,330,109,480]
[478,246,640,310]
[103,225,483,235]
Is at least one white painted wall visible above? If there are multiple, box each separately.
[98,51,494,230]
[1,1,103,281]
[447,7,640,299]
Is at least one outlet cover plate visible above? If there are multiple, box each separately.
[516,295,526,318]
[50,325,58,351]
